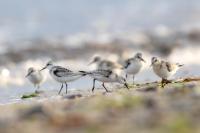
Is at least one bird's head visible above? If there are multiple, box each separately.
[151,57,160,66]
[135,52,146,63]
[40,61,54,71]
[88,56,101,65]
[25,67,36,77]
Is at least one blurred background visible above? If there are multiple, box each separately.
[0,0,199,104]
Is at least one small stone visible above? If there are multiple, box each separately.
[63,94,83,99]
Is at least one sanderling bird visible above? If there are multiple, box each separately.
[80,70,129,92]
[151,57,183,87]
[40,61,86,94]
[123,53,146,84]
[89,56,122,70]
[26,67,44,93]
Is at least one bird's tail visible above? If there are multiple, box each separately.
[176,63,184,67]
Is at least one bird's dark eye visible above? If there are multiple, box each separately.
[152,57,157,62]
[29,70,33,74]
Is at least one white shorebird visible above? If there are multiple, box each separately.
[123,53,146,84]
[80,70,129,92]
[26,67,44,92]
[151,57,183,87]
[40,61,86,94]
[89,56,122,70]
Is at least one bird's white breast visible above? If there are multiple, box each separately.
[28,71,44,85]
[126,60,143,75]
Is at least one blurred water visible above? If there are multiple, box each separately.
[0,0,199,41]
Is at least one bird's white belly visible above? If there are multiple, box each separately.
[126,62,142,75]
[28,74,43,85]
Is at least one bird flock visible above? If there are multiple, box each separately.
[26,53,183,94]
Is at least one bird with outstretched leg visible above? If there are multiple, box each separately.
[80,70,129,93]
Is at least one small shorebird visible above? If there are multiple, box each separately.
[80,70,129,92]
[40,61,86,94]
[89,56,122,70]
[123,53,146,84]
[26,67,44,93]
[151,57,183,87]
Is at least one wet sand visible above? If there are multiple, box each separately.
[0,79,200,133]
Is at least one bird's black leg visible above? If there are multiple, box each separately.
[126,74,128,79]
[161,79,164,88]
[161,79,168,88]
[65,83,68,94]
[92,79,96,92]
[58,83,63,94]
[163,79,171,87]
[37,85,40,90]
[35,85,40,94]
[124,83,129,90]
[102,83,109,92]
[133,76,135,84]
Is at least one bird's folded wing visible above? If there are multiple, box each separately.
[124,59,130,69]
[93,70,112,77]
[53,67,77,77]
[166,62,173,72]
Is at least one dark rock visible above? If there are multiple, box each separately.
[63,94,83,99]
[137,86,158,92]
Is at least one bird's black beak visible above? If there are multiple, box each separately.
[25,72,31,78]
[40,66,47,71]
[139,57,146,63]
[88,60,96,66]
[25,70,34,78]
[124,83,130,90]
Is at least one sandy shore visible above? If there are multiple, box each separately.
[0,80,200,133]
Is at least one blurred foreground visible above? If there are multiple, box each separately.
[0,81,200,133]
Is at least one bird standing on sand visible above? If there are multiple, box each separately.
[80,69,129,92]
[26,67,44,93]
[40,61,86,94]
[89,56,122,71]
[123,53,146,84]
[151,57,183,87]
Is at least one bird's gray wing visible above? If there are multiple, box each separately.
[124,59,132,69]
[53,66,74,77]
[165,62,173,72]
[93,70,112,78]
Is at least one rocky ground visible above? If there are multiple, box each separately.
[0,78,200,133]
